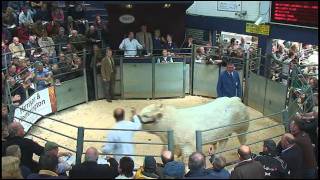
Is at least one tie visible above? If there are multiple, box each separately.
[144,33,147,47]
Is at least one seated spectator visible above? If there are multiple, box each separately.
[38,31,56,59]
[57,53,72,74]
[27,154,67,179]
[16,24,30,44]
[2,7,17,28]
[195,46,206,63]
[227,38,238,55]
[116,156,135,179]
[278,133,303,178]
[30,48,43,63]
[46,20,61,38]
[69,30,87,52]
[43,141,72,176]
[207,147,230,179]
[9,37,26,59]
[297,110,318,146]
[86,25,101,48]
[34,62,51,91]
[24,35,39,58]
[135,156,159,179]
[163,34,177,54]
[20,67,35,97]
[230,145,265,179]
[290,119,317,179]
[6,145,32,178]
[153,29,164,55]
[156,150,174,178]
[181,36,193,54]
[2,156,24,179]
[119,31,143,57]
[53,27,68,53]
[163,161,185,179]
[2,41,12,68]
[185,152,211,178]
[19,6,34,27]
[69,147,119,179]
[252,139,289,178]
[32,20,45,37]
[2,27,13,45]
[5,122,44,172]
[33,3,51,22]
[71,53,83,70]
[157,49,173,63]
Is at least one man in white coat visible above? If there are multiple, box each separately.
[119,32,143,57]
[102,108,141,162]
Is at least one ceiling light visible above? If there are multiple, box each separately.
[125,4,132,9]
[164,3,171,8]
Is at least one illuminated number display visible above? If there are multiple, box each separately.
[271,1,318,28]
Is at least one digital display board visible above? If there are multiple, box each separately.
[271,1,318,28]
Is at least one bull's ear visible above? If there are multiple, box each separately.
[156,113,163,119]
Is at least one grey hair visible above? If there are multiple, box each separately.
[8,123,21,137]
[211,155,226,170]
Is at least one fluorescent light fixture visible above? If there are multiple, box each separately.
[254,16,263,26]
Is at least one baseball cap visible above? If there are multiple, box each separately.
[44,141,59,152]
[263,139,276,151]
[144,156,156,173]
[163,161,185,178]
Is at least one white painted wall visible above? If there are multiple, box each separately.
[186,1,271,23]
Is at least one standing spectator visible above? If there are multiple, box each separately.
[157,49,173,63]
[34,62,51,91]
[101,108,141,162]
[252,139,289,179]
[2,156,24,179]
[278,133,303,179]
[153,29,164,55]
[19,7,34,27]
[93,15,109,46]
[2,7,18,28]
[6,145,32,178]
[27,154,67,179]
[230,145,265,179]
[86,25,101,48]
[9,37,26,59]
[5,122,44,172]
[135,156,159,179]
[116,157,135,179]
[156,150,174,178]
[163,34,178,54]
[101,48,115,102]
[290,119,317,179]
[207,147,230,179]
[136,24,153,55]
[33,3,51,22]
[185,152,210,178]
[46,20,61,37]
[217,63,242,97]
[119,31,143,57]
[181,36,194,54]
[43,141,72,176]
[281,51,296,85]
[2,41,12,69]
[16,23,30,44]
[163,161,186,179]
[38,31,56,60]
[69,147,118,179]
[195,46,206,63]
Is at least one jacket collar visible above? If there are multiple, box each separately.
[39,170,58,176]
[235,158,253,168]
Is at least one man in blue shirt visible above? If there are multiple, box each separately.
[35,62,51,91]
[217,63,242,97]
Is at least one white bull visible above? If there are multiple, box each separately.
[138,97,250,160]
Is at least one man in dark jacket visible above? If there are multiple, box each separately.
[278,133,303,179]
[207,154,230,179]
[253,139,289,179]
[5,122,44,173]
[156,150,174,178]
[185,152,211,178]
[217,63,242,97]
[69,147,118,179]
[230,145,265,179]
[290,119,317,179]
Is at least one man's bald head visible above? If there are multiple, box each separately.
[85,147,99,162]
[113,108,125,122]
[188,152,205,170]
[281,133,295,149]
[8,122,25,137]
[161,150,174,165]
[238,145,251,160]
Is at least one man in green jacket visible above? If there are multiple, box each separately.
[101,48,115,102]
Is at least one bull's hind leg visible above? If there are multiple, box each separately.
[234,123,249,145]
[218,133,232,152]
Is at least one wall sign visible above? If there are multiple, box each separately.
[217,1,242,12]
[246,23,270,36]
[119,14,135,24]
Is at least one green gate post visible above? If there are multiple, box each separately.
[282,109,290,133]
[82,49,89,103]
[195,131,202,152]
[167,130,174,152]
[76,127,85,165]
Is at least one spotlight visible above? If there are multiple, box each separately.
[164,3,171,8]
[125,4,132,9]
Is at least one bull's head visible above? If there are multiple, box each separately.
[138,104,165,129]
